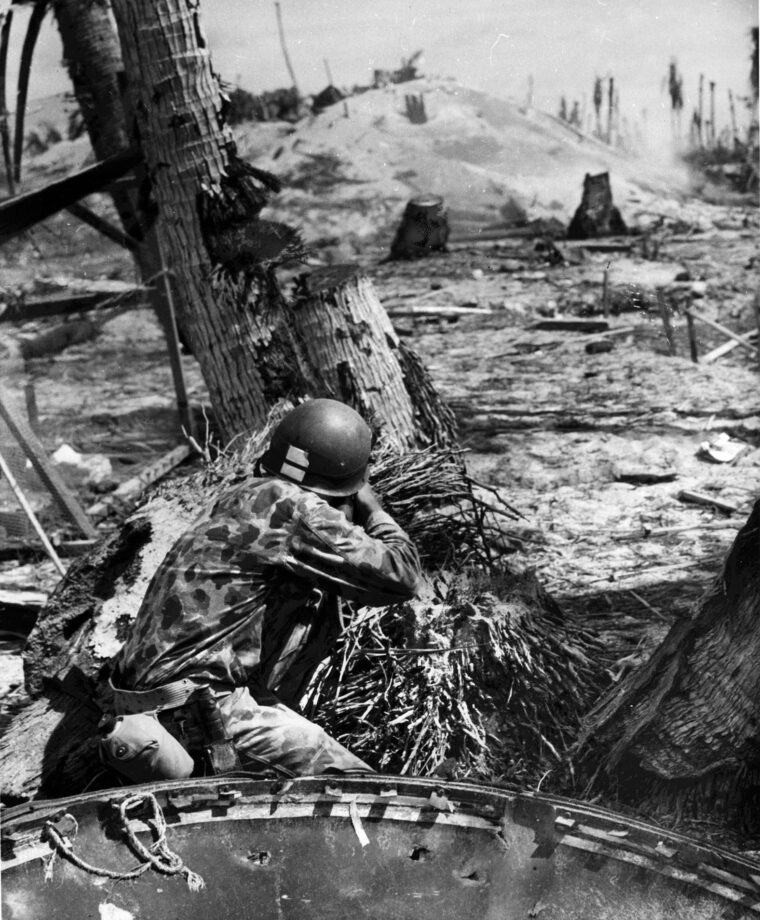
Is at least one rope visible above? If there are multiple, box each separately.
[42,792,205,892]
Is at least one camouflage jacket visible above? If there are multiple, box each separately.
[114,476,421,703]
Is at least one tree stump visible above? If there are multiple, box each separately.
[567,172,627,240]
[389,195,449,260]
[291,266,457,450]
[404,94,427,124]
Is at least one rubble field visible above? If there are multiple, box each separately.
[0,78,757,708]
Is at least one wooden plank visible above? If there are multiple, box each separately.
[0,147,142,246]
[530,319,610,333]
[701,329,757,364]
[0,288,144,323]
[0,383,97,537]
[686,308,759,356]
[0,8,15,196]
[0,587,47,609]
[448,227,537,244]
[66,201,140,252]
[386,304,493,317]
[144,230,196,440]
[0,447,66,575]
[563,239,633,252]
[677,489,738,514]
[685,310,699,362]
[12,0,47,184]
[86,443,193,521]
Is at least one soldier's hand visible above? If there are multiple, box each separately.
[353,484,382,526]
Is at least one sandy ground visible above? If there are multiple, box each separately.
[0,78,757,701]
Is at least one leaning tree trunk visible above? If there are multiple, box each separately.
[108,0,454,447]
[51,0,195,403]
[574,498,760,837]
[52,0,136,226]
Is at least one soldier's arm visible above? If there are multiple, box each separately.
[283,487,421,606]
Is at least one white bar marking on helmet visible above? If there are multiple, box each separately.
[285,445,309,467]
[280,460,306,481]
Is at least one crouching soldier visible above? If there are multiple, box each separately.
[102,398,421,782]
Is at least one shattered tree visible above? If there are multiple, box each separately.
[574,499,760,836]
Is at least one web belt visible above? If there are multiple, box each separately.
[109,677,209,715]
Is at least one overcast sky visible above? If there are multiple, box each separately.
[14,0,759,136]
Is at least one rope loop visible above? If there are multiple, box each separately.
[42,792,205,892]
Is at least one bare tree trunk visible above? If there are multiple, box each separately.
[51,0,144,241]
[108,0,454,446]
[575,499,760,834]
[290,266,456,449]
[106,0,303,440]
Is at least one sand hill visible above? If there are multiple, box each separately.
[236,77,696,255]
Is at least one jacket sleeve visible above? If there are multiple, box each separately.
[282,497,422,606]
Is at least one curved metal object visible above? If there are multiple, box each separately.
[2,775,759,919]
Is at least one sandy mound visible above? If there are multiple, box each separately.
[237,77,695,254]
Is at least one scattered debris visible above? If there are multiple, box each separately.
[686,308,759,356]
[86,443,194,521]
[697,433,747,464]
[702,329,758,364]
[585,339,615,354]
[531,318,609,333]
[613,465,678,485]
[677,489,738,514]
[52,444,113,489]
[0,447,66,575]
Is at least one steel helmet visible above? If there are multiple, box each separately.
[260,398,372,497]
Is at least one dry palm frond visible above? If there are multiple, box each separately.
[302,570,608,788]
[369,440,520,570]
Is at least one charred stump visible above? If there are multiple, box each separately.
[567,172,627,240]
[573,498,760,840]
[389,195,449,260]
[404,94,427,124]
[312,84,344,114]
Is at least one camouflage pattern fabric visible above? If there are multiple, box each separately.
[114,475,420,773]
[218,686,372,774]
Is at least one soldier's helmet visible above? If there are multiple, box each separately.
[260,399,372,497]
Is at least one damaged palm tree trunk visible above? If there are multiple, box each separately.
[573,499,760,837]
[52,0,196,435]
[567,172,627,240]
[290,266,457,449]
[110,0,301,441]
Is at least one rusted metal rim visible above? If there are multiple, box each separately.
[3,775,759,916]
